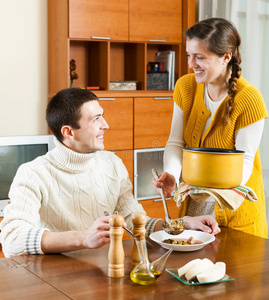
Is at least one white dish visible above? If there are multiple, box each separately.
[149,230,215,252]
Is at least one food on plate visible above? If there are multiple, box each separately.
[187,236,203,244]
[149,230,216,252]
[162,236,203,245]
[178,258,226,282]
[163,219,185,232]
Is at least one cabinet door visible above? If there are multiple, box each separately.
[134,97,173,149]
[69,0,128,40]
[114,150,134,185]
[139,198,178,219]
[129,0,182,43]
[98,98,133,151]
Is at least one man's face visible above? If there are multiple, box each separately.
[69,100,109,153]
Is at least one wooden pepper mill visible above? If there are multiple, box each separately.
[131,212,147,268]
[108,214,125,278]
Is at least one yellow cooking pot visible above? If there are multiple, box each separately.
[182,147,244,189]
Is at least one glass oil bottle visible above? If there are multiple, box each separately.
[130,236,156,285]
[130,234,173,285]
[149,249,173,278]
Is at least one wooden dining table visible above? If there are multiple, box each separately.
[1,227,269,300]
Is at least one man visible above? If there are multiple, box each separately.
[0,88,220,257]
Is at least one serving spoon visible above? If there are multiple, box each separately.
[151,168,186,235]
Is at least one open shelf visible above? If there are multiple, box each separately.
[69,40,181,91]
[110,42,145,90]
[70,40,109,90]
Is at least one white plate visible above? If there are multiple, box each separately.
[149,230,215,252]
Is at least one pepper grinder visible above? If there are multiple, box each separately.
[108,214,125,278]
[131,212,147,268]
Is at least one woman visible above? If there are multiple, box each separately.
[152,18,268,238]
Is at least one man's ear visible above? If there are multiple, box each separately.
[61,125,74,140]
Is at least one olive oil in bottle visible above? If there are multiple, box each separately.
[130,213,172,285]
[130,237,156,286]
[130,271,156,285]
[149,268,162,279]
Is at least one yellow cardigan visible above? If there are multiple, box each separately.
[173,74,268,238]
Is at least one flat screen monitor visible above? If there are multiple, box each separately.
[0,135,55,217]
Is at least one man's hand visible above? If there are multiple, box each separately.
[183,215,221,235]
[82,216,111,249]
[41,216,112,254]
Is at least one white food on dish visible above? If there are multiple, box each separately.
[196,262,226,283]
[185,258,214,281]
[178,258,226,282]
[177,258,201,277]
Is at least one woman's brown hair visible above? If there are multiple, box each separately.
[186,18,242,125]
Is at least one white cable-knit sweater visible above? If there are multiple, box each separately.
[0,139,158,257]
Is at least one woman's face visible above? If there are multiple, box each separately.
[186,38,230,85]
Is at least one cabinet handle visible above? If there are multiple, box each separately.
[98,98,115,101]
[154,198,162,202]
[154,97,171,100]
[148,39,166,43]
[91,36,111,40]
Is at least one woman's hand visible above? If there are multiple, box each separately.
[183,215,221,235]
[151,171,176,197]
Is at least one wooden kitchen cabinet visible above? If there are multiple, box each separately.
[48,0,195,96]
[129,0,182,43]
[134,96,174,149]
[70,0,182,43]
[69,0,128,41]
[98,97,133,151]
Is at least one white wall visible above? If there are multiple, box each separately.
[0,1,48,137]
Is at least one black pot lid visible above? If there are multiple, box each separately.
[182,147,244,154]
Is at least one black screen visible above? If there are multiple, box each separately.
[0,144,48,200]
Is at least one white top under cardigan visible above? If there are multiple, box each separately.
[0,139,159,258]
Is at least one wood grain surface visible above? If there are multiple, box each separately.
[3,227,268,300]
